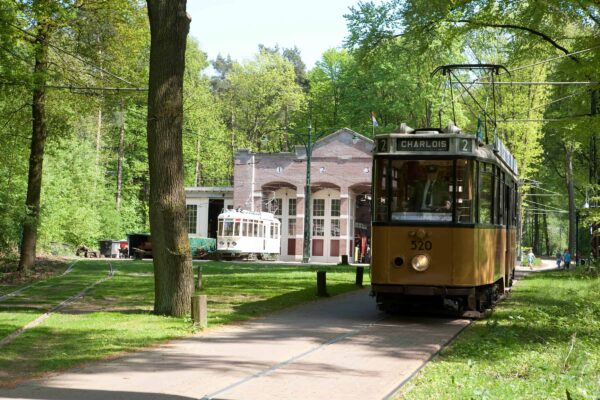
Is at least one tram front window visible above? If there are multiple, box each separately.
[222,219,234,236]
[390,160,454,222]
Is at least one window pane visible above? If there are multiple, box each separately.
[313,199,325,216]
[373,158,388,222]
[313,219,324,236]
[389,160,454,222]
[331,199,341,217]
[186,205,197,234]
[479,163,493,224]
[288,198,297,216]
[272,198,282,215]
[331,219,340,237]
[218,220,223,236]
[288,219,296,236]
[223,219,234,236]
[233,222,240,236]
[456,160,474,224]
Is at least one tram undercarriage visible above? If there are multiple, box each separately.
[372,276,511,318]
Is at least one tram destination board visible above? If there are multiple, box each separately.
[396,138,449,152]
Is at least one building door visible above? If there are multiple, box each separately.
[208,199,224,238]
[311,189,340,263]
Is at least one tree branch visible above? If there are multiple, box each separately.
[451,19,579,63]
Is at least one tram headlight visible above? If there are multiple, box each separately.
[232,241,237,246]
[411,254,430,272]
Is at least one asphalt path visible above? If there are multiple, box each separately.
[1,289,469,400]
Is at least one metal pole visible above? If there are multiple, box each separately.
[302,123,312,263]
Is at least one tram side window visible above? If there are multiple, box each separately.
[456,159,475,223]
[373,158,389,222]
[513,187,519,226]
[478,163,493,224]
[234,221,240,236]
[496,170,505,225]
[218,220,223,237]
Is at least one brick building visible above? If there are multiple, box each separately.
[233,128,373,263]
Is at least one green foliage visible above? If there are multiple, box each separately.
[399,270,600,399]
[225,49,307,151]
[183,38,232,186]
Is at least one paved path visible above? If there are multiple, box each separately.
[0,289,469,400]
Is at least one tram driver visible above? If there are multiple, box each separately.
[420,165,451,212]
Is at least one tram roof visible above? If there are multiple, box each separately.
[373,130,518,177]
[218,209,280,222]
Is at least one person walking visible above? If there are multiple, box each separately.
[527,250,535,270]
[563,249,571,270]
[556,249,563,269]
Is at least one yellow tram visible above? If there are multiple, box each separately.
[370,123,519,316]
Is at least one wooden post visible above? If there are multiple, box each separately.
[196,265,202,290]
[355,266,364,287]
[191,294,207,328]
[317,271,328,297]
[340,254,349,265]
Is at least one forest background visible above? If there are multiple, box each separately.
[0,0,598,264]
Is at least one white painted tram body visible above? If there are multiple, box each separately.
[217,209,281,259]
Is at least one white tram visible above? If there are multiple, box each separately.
[217,209,281,259]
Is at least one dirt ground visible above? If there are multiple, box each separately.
[0,256,71,286]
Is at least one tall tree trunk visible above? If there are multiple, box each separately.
[565,143,576,254]
[543,210,550,256]
[19,18,49,274]
[194,136,202,186]
[533,190,540,255]
[96,108,102,162]
[146,0,192,317]
[116,100,126,209]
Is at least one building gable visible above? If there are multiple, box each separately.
[306,128,373,159]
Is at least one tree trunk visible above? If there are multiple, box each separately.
[566,143,576,254]
[533,190,540,255]
[146,0,193,317]
[96,108,102,161]
[19,18,49,274]
[194,136,202,186]
[116,101,125,209]
[543,210,550,256]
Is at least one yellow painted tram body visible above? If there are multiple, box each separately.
[371,125,519,313]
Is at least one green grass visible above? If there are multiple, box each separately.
[0,259,368,385]
[397,268,600,400]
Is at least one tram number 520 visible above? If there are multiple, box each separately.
[411,240,432,251]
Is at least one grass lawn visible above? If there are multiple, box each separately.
[0,259,368,386]
[397,268,600,400]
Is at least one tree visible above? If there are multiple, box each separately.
[18,0,52,273]
[146,0,193,316]
[226,50,306,151]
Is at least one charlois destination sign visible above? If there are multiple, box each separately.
[396,138,449,152]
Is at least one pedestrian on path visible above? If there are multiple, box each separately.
[563,249,571,270]
[556,250,563,269]
[527,250,535,270]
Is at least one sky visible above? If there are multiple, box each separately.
[187,0,359,70]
